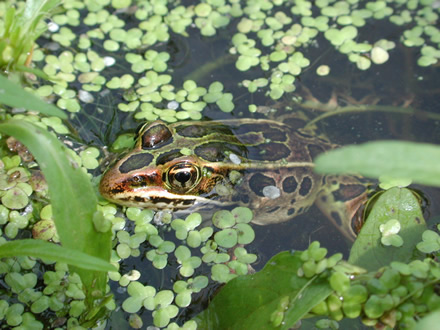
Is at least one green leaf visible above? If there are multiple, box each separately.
[194,251,332,329]
[0,75,66,119]
[0,239,116,272]
[348,187,426,271]
[315,141,440,187]
[414,310,440,330]
[0,119,111,297]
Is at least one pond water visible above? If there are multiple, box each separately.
[3,0,440,328]
[94,11,439,327]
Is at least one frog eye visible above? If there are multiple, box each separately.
[166,163,200,193]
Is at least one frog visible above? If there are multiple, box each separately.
[99,116,366,239]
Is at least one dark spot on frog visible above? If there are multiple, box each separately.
[296,130,314,139]
[321,195,327,202]
[415,217,420,224]
[248,142,290,161]
[119,153,154,173]
[153,197,194,206]
[307,144,326,160]
[331,211,342,226]
[283,176,298,193]
[262,128,287,142]
[195,142,246,162]
[267,206,280,213]
[290,198,296,205]
[156,150,183,165]
[236,132,264,144]
[141,124,173,149]
[110,186,125,194]
[332,184,366,202]
[287,208,296,216]
[176,124,234,138]
[134,196,146,202]
[299,177,312,196]
[282,117,307,130]
[249,173,276,197]
[239,194,250,204]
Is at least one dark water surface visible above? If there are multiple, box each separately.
[34,1,440,327]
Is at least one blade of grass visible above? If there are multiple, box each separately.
[0,74,66,119]
[0,119,111,299]
[0,239,116,272]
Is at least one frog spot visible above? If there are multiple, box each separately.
[267,206,280,213]
[283,176,298,193]
[119,153,154,173]
[307,144,326,160]
[331,211,342,226]
[332,184,366,201]
[248,173,276,197]
[299,176,312,196]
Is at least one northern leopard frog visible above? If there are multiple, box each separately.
[99,116,366,239]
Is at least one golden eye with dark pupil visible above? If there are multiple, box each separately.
[167,163,199,192]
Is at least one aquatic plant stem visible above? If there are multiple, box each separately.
[303,104,440,129]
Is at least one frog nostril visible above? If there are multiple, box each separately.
[129,175,146,187]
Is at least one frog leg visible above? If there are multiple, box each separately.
[315,175,367,241]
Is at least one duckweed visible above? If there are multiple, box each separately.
[380,219,404,247]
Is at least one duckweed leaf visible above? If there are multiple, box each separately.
[379,175,412,190]
[176,290,192,307]
[196,251,332,329]
[0,239,115,271]
[0,120,112,299]
[0,75,66,119]
[232,207,253,223]
[214,228,238,248]
[349,187,426,271]
[416,230,440,253]
[235,223,255,244]
[315,141,440,187]
[211,264,236,283]
[212,210,235,228]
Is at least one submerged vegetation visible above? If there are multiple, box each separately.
[0,0,439,328]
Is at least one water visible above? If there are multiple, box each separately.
[21,0,440,327]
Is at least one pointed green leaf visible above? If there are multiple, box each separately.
[315,141,440,187]
[0,75,66,119]
[349,187,426,271]
[194,251,332,329]
[0,119,111,296]
[0,239,116,272]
